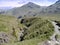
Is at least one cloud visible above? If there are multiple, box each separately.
[32,0,58,6]
[47,0,58,2]
[0,0,58,7]
[0,1,24,7]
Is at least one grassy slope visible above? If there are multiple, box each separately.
[3,17,54,45]
[4,38,43,45]
[0,15,55,45]
[22,17,54,40]
[38,14,60,21]
[0,15,25,42]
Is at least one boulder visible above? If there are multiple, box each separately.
[0,32,10,44]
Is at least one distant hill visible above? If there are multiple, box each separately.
[44,0,60,13]
[0,7,12,11]
[2,0,60,17]
[3,2,46,17]
[0,7,12,14]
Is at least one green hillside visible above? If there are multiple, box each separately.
[0,0,60,45]
[20,17,54,40]
[0,15,54,45]
[0,15,25,43]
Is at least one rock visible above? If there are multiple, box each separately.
[18,27,28,41]
[38,41,51,45]
[20,19,25,24]
[0,32,10,44]
[43,41,51,45]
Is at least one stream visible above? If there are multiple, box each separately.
[47,21,60,45]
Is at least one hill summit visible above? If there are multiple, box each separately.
[2,0,60,17]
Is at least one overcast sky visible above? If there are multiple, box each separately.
[0,0,58,7]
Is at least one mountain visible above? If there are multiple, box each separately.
[44,0,60,13]
[0,7,12,14]
[0,7,12,10]
[2,0,60,17]
[4,2,45,17]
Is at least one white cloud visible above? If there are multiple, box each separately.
[33,0,57,6]
[0,0,58,7]
[0,1,24,7]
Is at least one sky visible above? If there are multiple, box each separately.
[0,0,58,8]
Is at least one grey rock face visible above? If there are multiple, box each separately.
[0,32,10,44]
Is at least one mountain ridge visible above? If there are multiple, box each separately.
[3,2,43,17]
[2,0,60,17]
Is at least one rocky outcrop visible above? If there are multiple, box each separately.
[0,32,10,44]
[38,21,60,45]
[19,30,24,41]
[18,27,28,41]
[46,21,60,45]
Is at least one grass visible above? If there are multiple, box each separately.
[4,38,45,45]
[38,14,60,21]
[22,17,54,40]
[0,15,24,42]
[0,14,58,45]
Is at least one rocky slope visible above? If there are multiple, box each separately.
[2,0,60,17]
[4,2,42,17]
[44,0,60,13]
